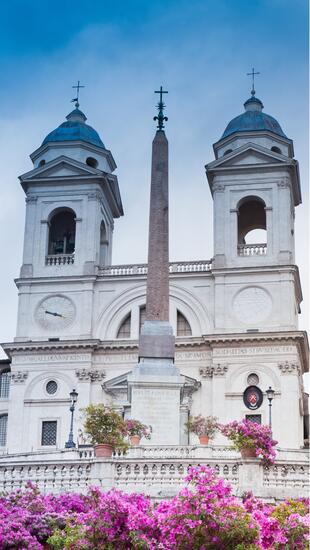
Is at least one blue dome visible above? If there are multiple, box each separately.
[42,108,105,149]
[221,96,287,140]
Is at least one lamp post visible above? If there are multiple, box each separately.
[266,386,275,429]
[65,389,78,449]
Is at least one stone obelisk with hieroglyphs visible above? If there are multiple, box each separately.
[128,88,184,445]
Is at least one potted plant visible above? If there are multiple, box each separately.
[125,419,152,446]
[220,419,278,465]
[185,415,218,445]
[83,404,128,457]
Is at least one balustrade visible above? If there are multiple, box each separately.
[99,260,212,277]
[45,254,74,265]
[0,449,307,498]
[263,463,309,488]
[238,243,267,256]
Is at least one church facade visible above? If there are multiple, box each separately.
[0,92,308,457]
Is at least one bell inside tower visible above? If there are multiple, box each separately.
[48,209,76,255]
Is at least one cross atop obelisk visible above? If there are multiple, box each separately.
[128,88,183,445]
[153,86,168,130]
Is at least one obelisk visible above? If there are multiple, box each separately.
[128,88,183,445]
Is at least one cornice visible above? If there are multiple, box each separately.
[14,263,301,287]
[2,330,307,358]
[203,331,307,346]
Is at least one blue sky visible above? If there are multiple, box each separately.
[0,0,308,347]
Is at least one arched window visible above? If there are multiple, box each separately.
[223,149,233,156]
[139,306,146,334]
[117,313,131,339]
[0,415,8,446]
[237,197,267,248]
[86,157,98,168]
[177,310,192,336]
[48,209,76,256]
[0,370,10,398]
[271,146,282,155]
[99,221,109,266]
[39,159,46,167]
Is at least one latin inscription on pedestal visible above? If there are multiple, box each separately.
[131,386,181,445]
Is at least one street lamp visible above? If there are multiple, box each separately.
[65,389,78,449]
[266,386,275,428]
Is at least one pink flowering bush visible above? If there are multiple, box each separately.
[125,419,152,440]
[185,415,218,438]
[220,419,278,465]
[154,465,260,549]
[0,468,308,549]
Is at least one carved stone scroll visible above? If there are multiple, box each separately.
[75,368,106,382]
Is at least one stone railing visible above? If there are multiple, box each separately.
[0,447,307,500]
[238,243,267,256]
[0,461,92,494]
[263,462,309,492]
[45,254,75,265]
[99,260,213,276]
[114,458,240,497]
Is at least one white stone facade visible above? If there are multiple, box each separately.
[0,100,308,463]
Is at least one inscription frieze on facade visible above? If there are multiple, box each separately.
[199,364,228,378]
[11,371,29,384]
[278,361,300,375]
[175,351,210,361]
[75,368,106,382]
[93,354,137,364]
[13,354,90,364]
[213,346,295,357]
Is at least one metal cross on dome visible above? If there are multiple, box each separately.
[247,67,260,96]
[71,80,85,108]
[154,86,168,130]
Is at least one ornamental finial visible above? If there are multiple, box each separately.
[71,80,85,108]
[153,86,168,130]
[246,67,260,96]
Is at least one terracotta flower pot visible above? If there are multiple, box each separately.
[94,444,114,457]
[240,446,257,459]
[130,435,141,446]
[199,435,209,445]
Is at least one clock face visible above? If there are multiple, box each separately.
[233,287,272,325]
[35,295,76,330]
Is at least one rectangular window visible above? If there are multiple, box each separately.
[0,415,8,446]
[245,414,261,424]
[41,420,57,446]
[0,372,10,398]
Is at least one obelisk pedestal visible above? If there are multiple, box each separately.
[128,96,184,445]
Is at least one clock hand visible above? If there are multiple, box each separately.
[45,310,63,318]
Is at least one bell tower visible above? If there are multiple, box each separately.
[15,101,123,341]
[206,91,302,333]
